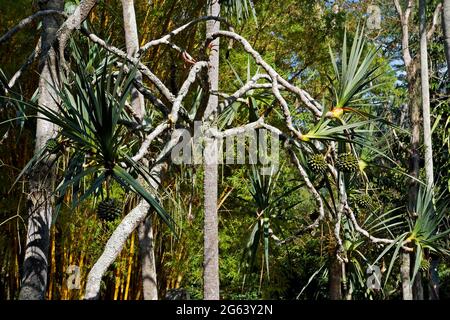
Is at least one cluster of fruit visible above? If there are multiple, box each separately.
[307,152,360,174]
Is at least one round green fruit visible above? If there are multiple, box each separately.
[97,198,122,222]
[308,154,328,174]
[336,153,359,173]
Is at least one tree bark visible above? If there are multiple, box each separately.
[138,215,158,300]
[203,0,221,300]
[401,251,413,300]
[413,271,424,300]
[18,0,64,300]
[328,254,342,300]
[394,0,424,300]
[419,0,434,189]
[443,0,450,79]
[121,0,157,300]
[429,256,440,299]
[121,0,145,121]
[420,0,440,300]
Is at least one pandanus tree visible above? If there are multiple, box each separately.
[293,28,405,300]
[7,43,177,300]
[14,48,173,229]
[373,187,450,296]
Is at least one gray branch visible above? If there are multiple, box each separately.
[0,10,66,46]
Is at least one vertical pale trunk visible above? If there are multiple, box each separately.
[407,74,420,214]
[138,215,157,300]
[420,0,438,300]
[401,251,413,300]
[407,69,423,301]
[394,0,422,300]
[121,0,157,300]
[121,0,145,120]
[18,0,64,300]
[419,0,434,189]
[443,0,450,79]
[203,0,220,300]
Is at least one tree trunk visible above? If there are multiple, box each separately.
[203,0,221,300]
[401,251,413,300]
[407,70,420,214]
[429,256,440,299]
[328,254,342,300]
[121,0,145,121]
[138,215,158,300]
[419,0,439,300]
[419,0,434,189]
[121,0,157,300]
[18,0,64,300]
[442,0,450,79]
[413,271,424,300]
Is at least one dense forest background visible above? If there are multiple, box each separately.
[0,0,449,300]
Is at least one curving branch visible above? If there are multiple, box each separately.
[206,30,323,118]
[219,73,271,111]
[169,61,208,125]
[84,129,185,299]
[289,149,325,228]
[427,3,443,40]
[56,0,99,67]
[80,28,176,103]
[0,10,66,46]
[84,199,151,299]
[210,117,265,138]
[7,39,42,92]
[138,16,233,56]
[132,122,170,162]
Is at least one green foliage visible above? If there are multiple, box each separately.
[8,41,174,231]
[1,0,449,301]
[374,187,450,287]
[328,28,381,110]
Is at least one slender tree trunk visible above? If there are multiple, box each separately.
[443,0,450,79]
[401,251,413,300]
[407,71,420,214]
[121,0,157,300]
[420,0,434,189]
[121,0,145,121]
[429,256,440,299]
[413,271,424,300]
[18,0,64,300]
[419,0,439,300]
[328,253,342,300]
[203,0,220,300]
[394,0,423,300]
[138,211,158,300]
